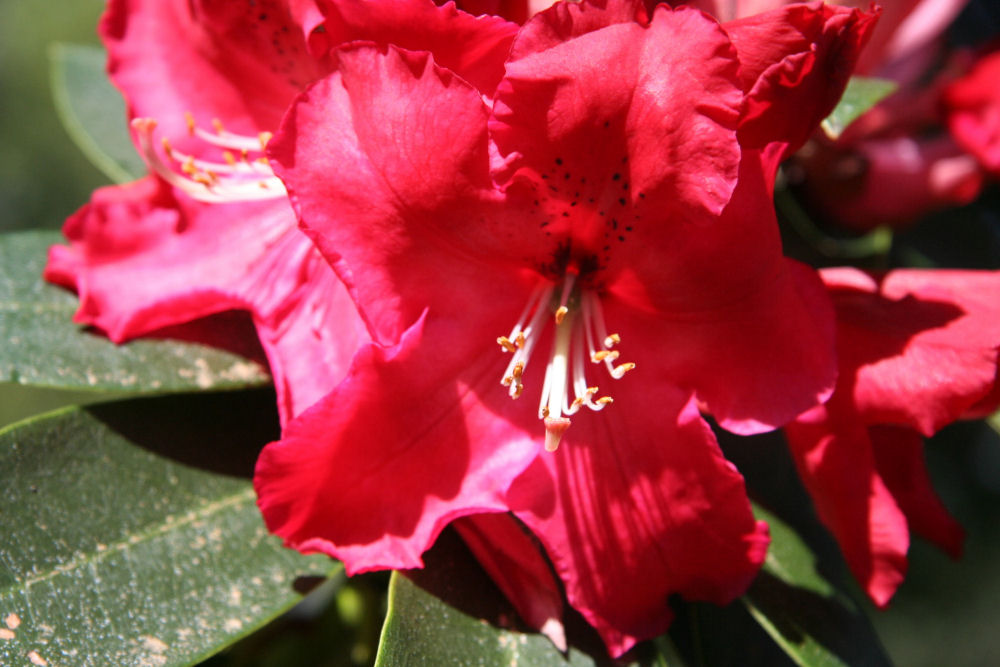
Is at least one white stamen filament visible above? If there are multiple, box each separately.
[132,116,286,203]
[496,279,634,452]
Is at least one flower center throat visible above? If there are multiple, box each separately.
[497,272,635,452]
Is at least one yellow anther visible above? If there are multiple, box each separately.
[541,406,550,418]
[571,397,584,408]
[555,306,569,325]
[586,386,599,395]
[591,350,620,363]
[255,157,270,165]
[512,383,524,399]
[161,137,174,159]
[596,396,614,405]
[192,172,214,187]
[502,375,513,387]
[212,117,225,134]
[181,157,197,175]
[185,112,195,135]
[515,332,526,348]
[497,336,517,353]
[223,150,237,166]
[604,333,621,348]
[613,362,636,377]
[512,362,525,380]
[259,131,273,150]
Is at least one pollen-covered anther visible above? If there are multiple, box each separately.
[555,306,569,325]
[131,114,286,204]
[612,362,636,378]
[591,350,619,363]
[596,396,614,406]
[604,333,621,348]
[497,336,517,353]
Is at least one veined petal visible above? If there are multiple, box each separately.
[317,0,519,95]
[492,1,743,224]
[507,387,768,656]
[785,400,910,607]
[271,44,529,345]
[254,313,542,573]
[603,155,838,433]
[821,268,1000,436]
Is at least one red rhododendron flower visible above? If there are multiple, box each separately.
[255,0,876,653]
[786,268,1000,606]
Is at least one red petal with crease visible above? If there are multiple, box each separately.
[102,0,325,145]
[271,44,520,345]
[822,268,1000,436]
[454,513,566,649]
[45,177,367,423]
[493,1,743,223]
[785,400,910,607]
[726,1,880,156]
[317,0,519,95]
[254,314,542,573]
[870,426,965,558]
[508,386,768,656]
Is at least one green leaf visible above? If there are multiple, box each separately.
[377,573,603,667]
[49,42,147,184]
[744,505,892,667]
[375,529,621,667]
[821,76,898,140]
[0,391,338,667]
[0,229,270,393]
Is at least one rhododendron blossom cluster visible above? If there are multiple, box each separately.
[41,0,1000,660]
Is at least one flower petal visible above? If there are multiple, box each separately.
[785,401,910,607]
[507,387,768,656]
[821,268,1000,436]
[254,313,542,573]
[102,0,324,144]
[45,177,366,423]
[317,0,519,95]
[491,1,743,224]
[271,44,523,345]
[604,155,838,434]
[453,513,566,650]
[725,1,880,156]
[870,426,965,558]
[945,49,1000,173]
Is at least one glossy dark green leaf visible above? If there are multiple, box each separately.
[0,230,270,392]
[374,528,633,667]
[49,42,146,183]
[821,76,897,140]
[0,391,338,667]
[744,505,892,667]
